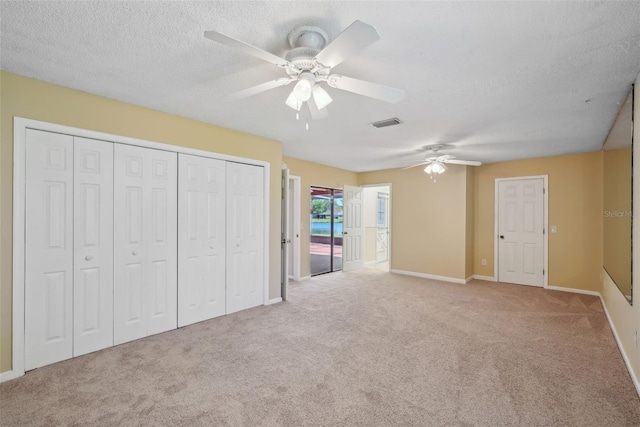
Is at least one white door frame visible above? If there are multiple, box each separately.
[494,175,548,288]
[289,175,301,281]
[10,117,271,381]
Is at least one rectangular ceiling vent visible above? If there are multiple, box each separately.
[370,117,403,129]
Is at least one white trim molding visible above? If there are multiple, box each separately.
[472,275,497,282]
[0,370,18,383]
[545,285,600,297]
[599,294,640,397]
[266,298,283,305]
[391,269,467,284]
[10,117,272,381]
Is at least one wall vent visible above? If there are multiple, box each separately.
[370,117,403,128]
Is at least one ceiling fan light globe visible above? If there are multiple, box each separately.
[312,86,333,110]
[285,91,302,111]
[432,162,446,174]
[293,79,312,101]
[424,164,434,174]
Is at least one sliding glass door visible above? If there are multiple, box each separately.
[310,187,343,276]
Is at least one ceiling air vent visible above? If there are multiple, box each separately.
[370,117,403,128]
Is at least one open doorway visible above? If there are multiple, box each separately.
[363,185,391,271]
[310,186,343,276]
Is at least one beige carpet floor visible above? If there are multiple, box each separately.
[1,269,640,426]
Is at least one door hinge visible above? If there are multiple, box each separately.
[543,228,545,235]
[543,188,546,194]
[543,269,545,275]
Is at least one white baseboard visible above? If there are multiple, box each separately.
[364,261,377,267]
[266,297,282,306]
[545,285,600,296]
[391,269,466,284]
[599,294,640,398]
[0,369,19,383]
[298,275,311,281]
[472,275,496,282]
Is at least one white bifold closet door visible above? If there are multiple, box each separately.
[113,144,178,345]
[226,162,264,314]
[25,130,114,370]
[178,154,226,327]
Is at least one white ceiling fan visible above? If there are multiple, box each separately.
[402,145,482,178]
[204,20,404,120]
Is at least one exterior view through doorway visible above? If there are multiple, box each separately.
[310,186,343,276]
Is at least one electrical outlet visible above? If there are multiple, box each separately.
[481,259,487,266]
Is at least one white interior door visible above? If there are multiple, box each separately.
[226,162,264,314]
[178,154,226,327]
[73,137,114,357]
[114,144,178,345]
[281,167,290,301]
[497,178,545,287]
[25,130,74,370]
[343,185,364,272]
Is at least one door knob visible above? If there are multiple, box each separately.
[132,251,138,255]
[85,255,92,261]
[343,232,348,235]
[210,245,214,249]
[499,235,504,239]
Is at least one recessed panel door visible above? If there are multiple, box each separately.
[497,178,544,287]
[25,129,74,370]
[73,137,114,357]
[114,144,177,344]
[342,185,364,272]
[178,154,226,327]
[226,162,264,314]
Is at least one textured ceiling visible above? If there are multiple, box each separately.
[2,1,640,172]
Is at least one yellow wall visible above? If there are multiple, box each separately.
[474,151,603,291]
[465,167,475,279]
[600,78,640,388]
[0,72,283,373]
[283,156,358,278]
[359,165,469,280]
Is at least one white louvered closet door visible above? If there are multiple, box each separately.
[178,154,226,327]
[114,144,178,345]
[226,162,264,314]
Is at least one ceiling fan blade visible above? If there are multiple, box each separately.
[314,20,380,68]
[204,30,289,67]
[230,78,294,100]
[308,96,328,120]
[443,159,482,166]
[327,75,404,103]
[401,161,431,170]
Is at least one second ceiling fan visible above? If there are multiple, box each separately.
[204,20,404,119]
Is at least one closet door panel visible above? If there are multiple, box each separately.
[147,154,178,335]
[25,129,74,370]
[226,162,264,314]
[178,154,226,327]
[114,144,177,344]
[73,137,114,357]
